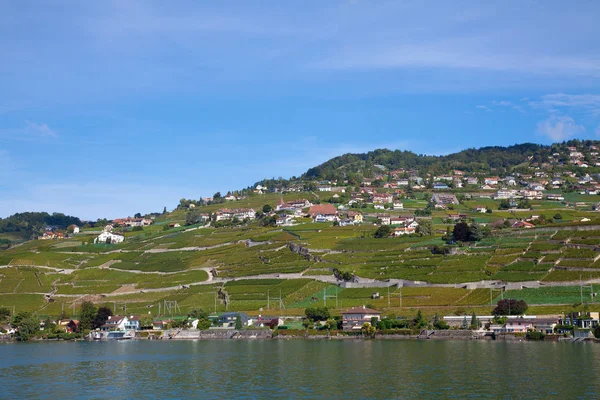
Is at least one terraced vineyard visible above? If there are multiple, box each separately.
[2,192,600,317]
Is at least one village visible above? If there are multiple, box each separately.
[2,302,599,342]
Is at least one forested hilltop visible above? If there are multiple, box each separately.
[255,140,600,188]
[0,212,82,240]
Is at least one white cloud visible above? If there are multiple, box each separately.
[0,121,57,140]
[531,93,600,116]
[492,100,525,113]
[536,115,585,141]
[25,121,57,137]
[476,105,492,112]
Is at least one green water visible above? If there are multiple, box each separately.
[1,340,598,399]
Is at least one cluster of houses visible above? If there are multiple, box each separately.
[339,307,600,338]
[215,208,257,222]
[112,217,153,227]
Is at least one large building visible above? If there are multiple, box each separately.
[431,193,459,205]
[341,306,381,331]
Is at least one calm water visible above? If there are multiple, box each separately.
[0,339,598,399]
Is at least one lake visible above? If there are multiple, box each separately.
[0,340,598,399]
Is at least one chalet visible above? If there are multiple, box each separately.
[212,312,251,328]
[448,214,468,221]
[377,214,391,225]
[465,177,479,185]
[397,179,409,186]
[124,316,141,331]
[495,189,516,199]
[101,316,129,331]
[94,228,125,244]
[215,208,256,221]
[68,224,80,234]
[254,316,283,328]
[484,177,499,185]
[347,211,363,223]
[308,204,338,222]
[317,185,332,192]
[341,306,381,331]
[370,193,393,204]
[393,226,416,236]
[393,202,404,210]
[41,231,56,240]
[276,216,294,226]
[504,318,535,333]
[512,221,535,229]
[57,319,79,333]
[224,194,237,201]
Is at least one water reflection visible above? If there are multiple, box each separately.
[1,340,599,399]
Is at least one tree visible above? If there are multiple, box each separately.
[416,219,433,236]
[163,206,167,215]
[79,301,97,332]
[186,209,204,225]
[305,307,330,322]
[189,309,211,330]
[12,312,39,341]
[93,306,113,329]
[461,316,468,330]
[492,299,528,316]
[140,314,154,330]
[374,225,392,238]
[361,322,376,338]
[470,312,480,329]
[235,315,243,330]
[213,192,222,200]
[433,314,449,330]
[412,310,427,330]
[262,204,273,213]
[553,213,563,220]
[0,307,11,321]
[469,223,491,241]
[452,222,471,242]
[134,213,142,218]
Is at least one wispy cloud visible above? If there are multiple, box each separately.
[530,93,600,115]
[536,115,585,141]
[476,105,492,112]
[492,100,525,113]
[0,121,57,141]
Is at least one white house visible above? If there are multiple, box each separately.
[94,228,125,244]
[101,316,129,331]
[393,202,404,210]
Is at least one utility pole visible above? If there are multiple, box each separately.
[399,288,402,308]
[580,275,583,305]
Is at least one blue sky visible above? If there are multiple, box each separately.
[1,0,600,219]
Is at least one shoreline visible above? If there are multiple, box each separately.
[2,329,598,343]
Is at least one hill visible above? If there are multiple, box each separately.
[3,139,600,321]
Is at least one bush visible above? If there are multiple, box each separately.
[526,331,545,341]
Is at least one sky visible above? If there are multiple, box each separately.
[1,0,600,220]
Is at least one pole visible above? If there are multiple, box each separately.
[267,289,270,310]
[399,288,402,308]
[580,275,583,305]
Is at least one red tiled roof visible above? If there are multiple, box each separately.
[308,204,337,216]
